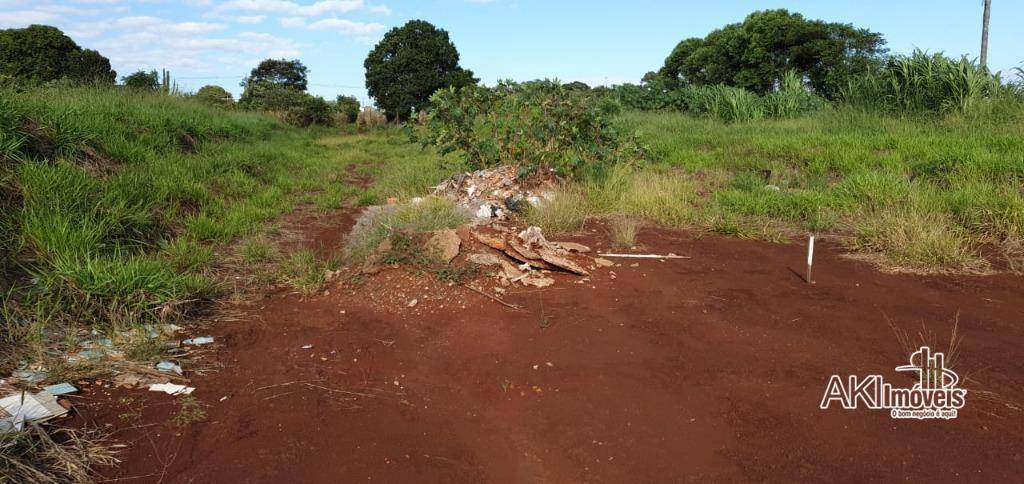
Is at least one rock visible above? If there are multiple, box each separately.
[468,253,505,266]
[427,229,461,263]
[407,299,418,308]
[474,232,508,251]
[594,257,615,267]
[521,275,555,288]
[517,226,549,247]
[536,247,589,276]
[550,241,591,253]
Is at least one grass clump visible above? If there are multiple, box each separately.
[343,197,471,263]
[0,424,118,483]
[279,249,339,296]
[607,215,641,247]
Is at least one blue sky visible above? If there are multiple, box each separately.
[2,1,1020,104]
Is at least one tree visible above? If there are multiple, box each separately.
[195,85,234,107]
[122,70,160,90]
[0,25,115,84]
[335,95,361,123]
[244,58,308,91]
[564,81,591,91]
[364,20,477,120]
[659,10,886,98]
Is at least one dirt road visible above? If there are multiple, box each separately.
[80,210,1024,482]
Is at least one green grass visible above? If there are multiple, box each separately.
[0,86,365,370]
[525,108,1024,270]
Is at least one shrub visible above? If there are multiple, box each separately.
[121,70,159,91]
[420,79,645,177]
[239,81,331,127]
[336,95,360,123]
[194,85,234,107]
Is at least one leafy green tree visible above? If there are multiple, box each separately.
[364,20,477,120]
[122,70,160,90]
[564,81,591,91]
[335,95,361,122]
[0,25,115,84]
[195,85,234,107]
[659,9,886,98]
[244,58,308,91]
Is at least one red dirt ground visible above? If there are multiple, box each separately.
[74,210,1024,483]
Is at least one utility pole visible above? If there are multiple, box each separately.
[981,0,992,68]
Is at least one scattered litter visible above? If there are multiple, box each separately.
[434,165,553,219]
[219,396,229,402]
[155,361,183,375]
[11,368,48,383]
[301,344,314,349]
[0,390,69,432]
[42,383,78,396]
[148,383,194,395]
[183,336,215,346]
[597,253,690,259]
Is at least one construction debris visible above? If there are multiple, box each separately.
[183,336,215,346]
[1,390,70,433]
[434,165,552,220]
[427,229,461,263]
[597,253,690,259]
[148,383,194,395]
[42,383,78,396]
[156,361,183,375]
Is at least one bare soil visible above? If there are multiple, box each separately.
[75,209,1024,483]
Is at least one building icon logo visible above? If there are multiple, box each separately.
[820,347,967,420]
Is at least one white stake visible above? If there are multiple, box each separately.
[806,235,815,284]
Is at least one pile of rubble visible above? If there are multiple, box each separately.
[433,165,553,220]
[465,225,592,288]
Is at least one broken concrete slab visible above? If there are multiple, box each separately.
[427,229,461,263]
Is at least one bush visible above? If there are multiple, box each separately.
[239,81,331,127]
[335,95,360,123]
[121,70,159,91]
[194,85,233,107]
[420,79,644,177]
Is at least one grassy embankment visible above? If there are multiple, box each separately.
[0,86,459,373]
[526,109,1024,272]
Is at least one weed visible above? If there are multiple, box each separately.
[170,395,207,427]
[607,215,641,247]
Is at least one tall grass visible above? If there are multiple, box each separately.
[841,50,1015,114]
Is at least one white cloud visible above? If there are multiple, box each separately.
[367,4,390,15]
[235,15,265,24]
[211,0,365,17]
[307,17,384,36]
[279,16,305,28]
[0,10,60,28]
